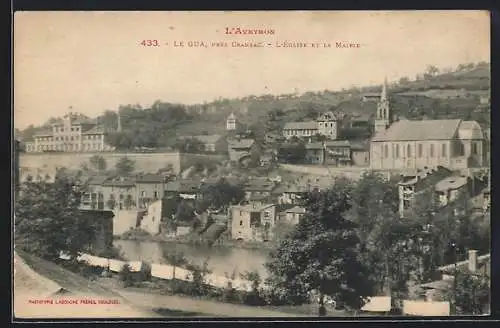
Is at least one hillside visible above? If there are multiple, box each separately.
[17,62,490,148]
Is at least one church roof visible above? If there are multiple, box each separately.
[458,120,484,140]
[371,119,462,142]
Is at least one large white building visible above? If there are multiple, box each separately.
[24,112,116,153]
[369,81,486,170]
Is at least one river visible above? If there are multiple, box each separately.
[114,240,271,279]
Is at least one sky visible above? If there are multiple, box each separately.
[14,11,490,129]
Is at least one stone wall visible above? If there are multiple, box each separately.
[19,152,227,177]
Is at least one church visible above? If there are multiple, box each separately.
[370,79,486,171]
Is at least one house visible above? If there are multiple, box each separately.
[177,134,227,153]
[135,173,169,209]
[282,111,348,140]
[280,206,306,225]
[370,79,486,170]
[420,250,490,306]
[304,141,352,166]
[259,150,277,166]
[275,175,336,205]
[242,178,277,202]
[434,176,469,207]
[362,92,382,102]
[351,141,370,167]
[230,203,276,242]
[80,175,111,210]
[164,179,201,200]
[100,176,137,211]
[227,138,260,164]
[139,199,168,236]
[323,140,352,166]
[398,166,461,217]
[304,142,325,164]
[24,112,116,153]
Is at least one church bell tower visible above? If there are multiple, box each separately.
[374,77,392,135]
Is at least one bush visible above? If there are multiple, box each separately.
[119,264,134,287]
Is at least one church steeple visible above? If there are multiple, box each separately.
[374,77,392,134]
[117,110,122,132]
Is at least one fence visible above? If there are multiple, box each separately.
[403,300,450,316]
[59,252,254,292]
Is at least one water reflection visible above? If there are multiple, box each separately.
[114,240,270,278]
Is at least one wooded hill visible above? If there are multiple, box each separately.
[17,62,490,149]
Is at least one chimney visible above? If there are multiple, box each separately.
[468,250,478,273]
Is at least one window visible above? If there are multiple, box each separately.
[442,144,447,157]
[395,145,400,158]
[239,220,243,226]
[119,194,124,200]
[472,142,478,155]
[430,144,435,157]
[152,216,155,222]
[384,144,389,158]
[141,190,146,197]
[407,144,412,157]
[154,191,159,199]
[459,143,465,156]
[418,144,423,158]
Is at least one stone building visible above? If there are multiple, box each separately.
[230,203,276,242]
[24,112,116,153]
[369,81,486,170]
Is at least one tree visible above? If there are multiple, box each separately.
[163,251,188,280]
[15,175,97,261]
[124,194,135,210]
[265,184,373,314]
[426,65,440,77]
[106,194,117,210]
[399,76,410,85]
[196,178,245,213]
[446,271,490,315]
[89,155,107,172]
[277,142,306,164]
[115,156,135,176]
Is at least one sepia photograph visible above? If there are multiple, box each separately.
[12,10,491,319]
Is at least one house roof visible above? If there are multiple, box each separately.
[398,166,453,192]
[350,141,370,151]
[179,134,223,144]
[283,121,318,130]
[285,206,306,214]
[33,129,53,137]
[82,126,107,135]
[458,120,484,140]
[232,203,275,213]
[101,176,135,187]
[228,138,255,149]
[243,178,276,192]
[324,140,351,147]
[87,175,112,186]
[135,173,166,183]
[371,119,462,142]
[434,176,468,192]
[305,142,324,150]
[165,179,201,193]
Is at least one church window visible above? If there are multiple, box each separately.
[384,144,389,158]
[442,144,447,157]
[430,144,435,157]
[418,144,423,157]
[472,142,478,155]
[395,145,400,158]
[459,143,465,156]
[407,144,412,157]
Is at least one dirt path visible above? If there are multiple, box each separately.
[109,288,302,317]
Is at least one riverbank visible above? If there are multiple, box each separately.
[114,234,277,251]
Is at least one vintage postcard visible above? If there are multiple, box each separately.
[13,11,491,320]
